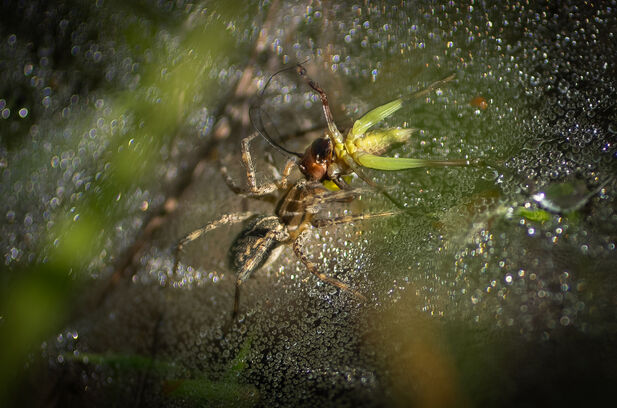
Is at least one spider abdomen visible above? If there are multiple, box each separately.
[228,215,286,282]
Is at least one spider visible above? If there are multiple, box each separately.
[173,132,397,318]
[174,64,466,318]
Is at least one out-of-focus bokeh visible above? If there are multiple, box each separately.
[1,1,615,407]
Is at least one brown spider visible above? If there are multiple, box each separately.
[173,129,397,318]
[174,64,462,318]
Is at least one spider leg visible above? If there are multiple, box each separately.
[296,183,383,216]
[173,212,255,274]
[233,283,242,320]
[308,185,376,204]
[292,229,367,302]
[332,176,351,191]
[304,188,365,214]
[232,226,289,319]
[311,210,400,228]
[220,132,295,197]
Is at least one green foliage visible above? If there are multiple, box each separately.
[515,207,552,223]
[0,0,255,402]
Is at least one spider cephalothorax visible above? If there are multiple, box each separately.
[298,137,334,182]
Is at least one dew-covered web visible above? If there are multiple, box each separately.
[2,1,616,407]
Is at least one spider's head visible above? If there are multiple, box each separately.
[298,137,334,182]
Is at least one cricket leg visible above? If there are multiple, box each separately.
[296,64,345,145]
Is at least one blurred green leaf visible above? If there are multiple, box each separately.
[515,207,551,223]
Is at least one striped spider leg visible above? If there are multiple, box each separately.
[174,66,409,319]
[219,131,297,197]
[174,176,398,319]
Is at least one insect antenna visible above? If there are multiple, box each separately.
[400,73,456,106]
[249,65,303,160]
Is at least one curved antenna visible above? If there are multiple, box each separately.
[249,65,304,159]
[249,105,302,159]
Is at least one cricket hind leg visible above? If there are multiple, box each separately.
[220,132,295,197]
[292,229,367,302]
[296,64,344,143]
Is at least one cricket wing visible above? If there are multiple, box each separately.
[355,151,469,171]
[349,98,403,140]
